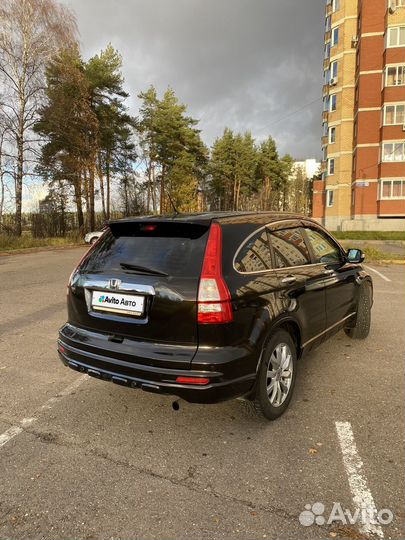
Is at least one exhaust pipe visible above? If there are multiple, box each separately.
[172,400,180,411]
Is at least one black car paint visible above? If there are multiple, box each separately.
[58,212,372,403]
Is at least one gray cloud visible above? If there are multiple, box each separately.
[63,0,325,158]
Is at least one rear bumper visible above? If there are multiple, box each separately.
[58,324,256,404]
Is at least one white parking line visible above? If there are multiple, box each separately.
[335,421,384,539]
[364,265,391,283]
[0,375,86,449]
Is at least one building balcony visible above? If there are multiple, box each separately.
[321,160,327,173]
[323,84,330,96]
[326,3,333,16]
[322,135,329,146]
[323,58,330,70]
[322,111,329,122]
[325,30,331,43]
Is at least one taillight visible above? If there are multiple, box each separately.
[197,222,233,324]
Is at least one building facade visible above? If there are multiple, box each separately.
[313,0,405,231]
[292,159,321,180]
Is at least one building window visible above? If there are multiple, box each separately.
[326,190,334,207]
[325,43,331,59]
[332,27,339,47]
[323,122,328,136]
[387,26,405,47]
[382,142,405,162]
[385,65,405,86]
[328,158,335,175]
[390,0,405,7]
[380,179,405,199]
[332,0,340,12]
[325,16,331,32]
[384,104,405,125]
[330,94,337,112]
[329,126,336,143]
[330,60,338,80]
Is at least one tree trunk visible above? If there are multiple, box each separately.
[15,129,24,236]
[73,177,84,231]
[146,164,151,212]
[97,154,106,220]
[124,175,129,216]
[160,167,165,214]
[0,132,5,230]
[89,166,95,231]
[106,155,111,220]
[151,163,157,212]
[236,179,241,211]
[83,169,90,229]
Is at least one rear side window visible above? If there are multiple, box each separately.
[234,228,272,273]
[304,227,342,264]
[269,228,311,268]
[79,222,209,277]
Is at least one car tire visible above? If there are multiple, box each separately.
[250,329,297,421]
[344,284,371,339]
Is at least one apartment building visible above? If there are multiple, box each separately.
[292,159,321,179]
[313,0,405,231]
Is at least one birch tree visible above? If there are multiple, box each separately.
[0,0,76,235]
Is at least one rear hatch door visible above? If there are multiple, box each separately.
[68,220,210,364]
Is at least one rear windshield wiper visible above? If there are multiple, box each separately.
[119,262,168,276]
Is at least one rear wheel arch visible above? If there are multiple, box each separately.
[276,320,302,358]
[256,317,302,374]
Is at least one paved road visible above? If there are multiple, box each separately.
[0,248,403,540]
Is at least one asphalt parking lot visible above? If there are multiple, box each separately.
[0,247,403,540]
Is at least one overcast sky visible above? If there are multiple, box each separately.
[62,0,325,160]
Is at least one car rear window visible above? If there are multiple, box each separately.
[79,222,209,277]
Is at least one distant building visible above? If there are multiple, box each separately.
[313,0,405,231]
[292,159,321,179]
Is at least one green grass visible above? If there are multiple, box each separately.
[362,247,405,262]
[0,233,83,252]
[332,231,405,241]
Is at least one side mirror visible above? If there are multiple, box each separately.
[347,248,365,263]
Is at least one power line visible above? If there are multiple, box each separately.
[267,97,323,128]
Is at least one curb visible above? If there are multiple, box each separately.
[369,259,405,265]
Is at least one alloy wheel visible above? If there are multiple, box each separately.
[266,343,293,407]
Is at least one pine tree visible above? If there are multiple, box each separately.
[34,46,98,231]
[137,86,207,213]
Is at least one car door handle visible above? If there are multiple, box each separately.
[281,276,297,284]
[323,268,335,275]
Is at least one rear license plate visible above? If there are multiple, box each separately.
[91,290,145,316]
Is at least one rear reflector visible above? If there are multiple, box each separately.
[197,223,233,324]
[58,344,65,354]
[176,377,210,385]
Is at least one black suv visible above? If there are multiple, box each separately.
[58,212,372,420]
